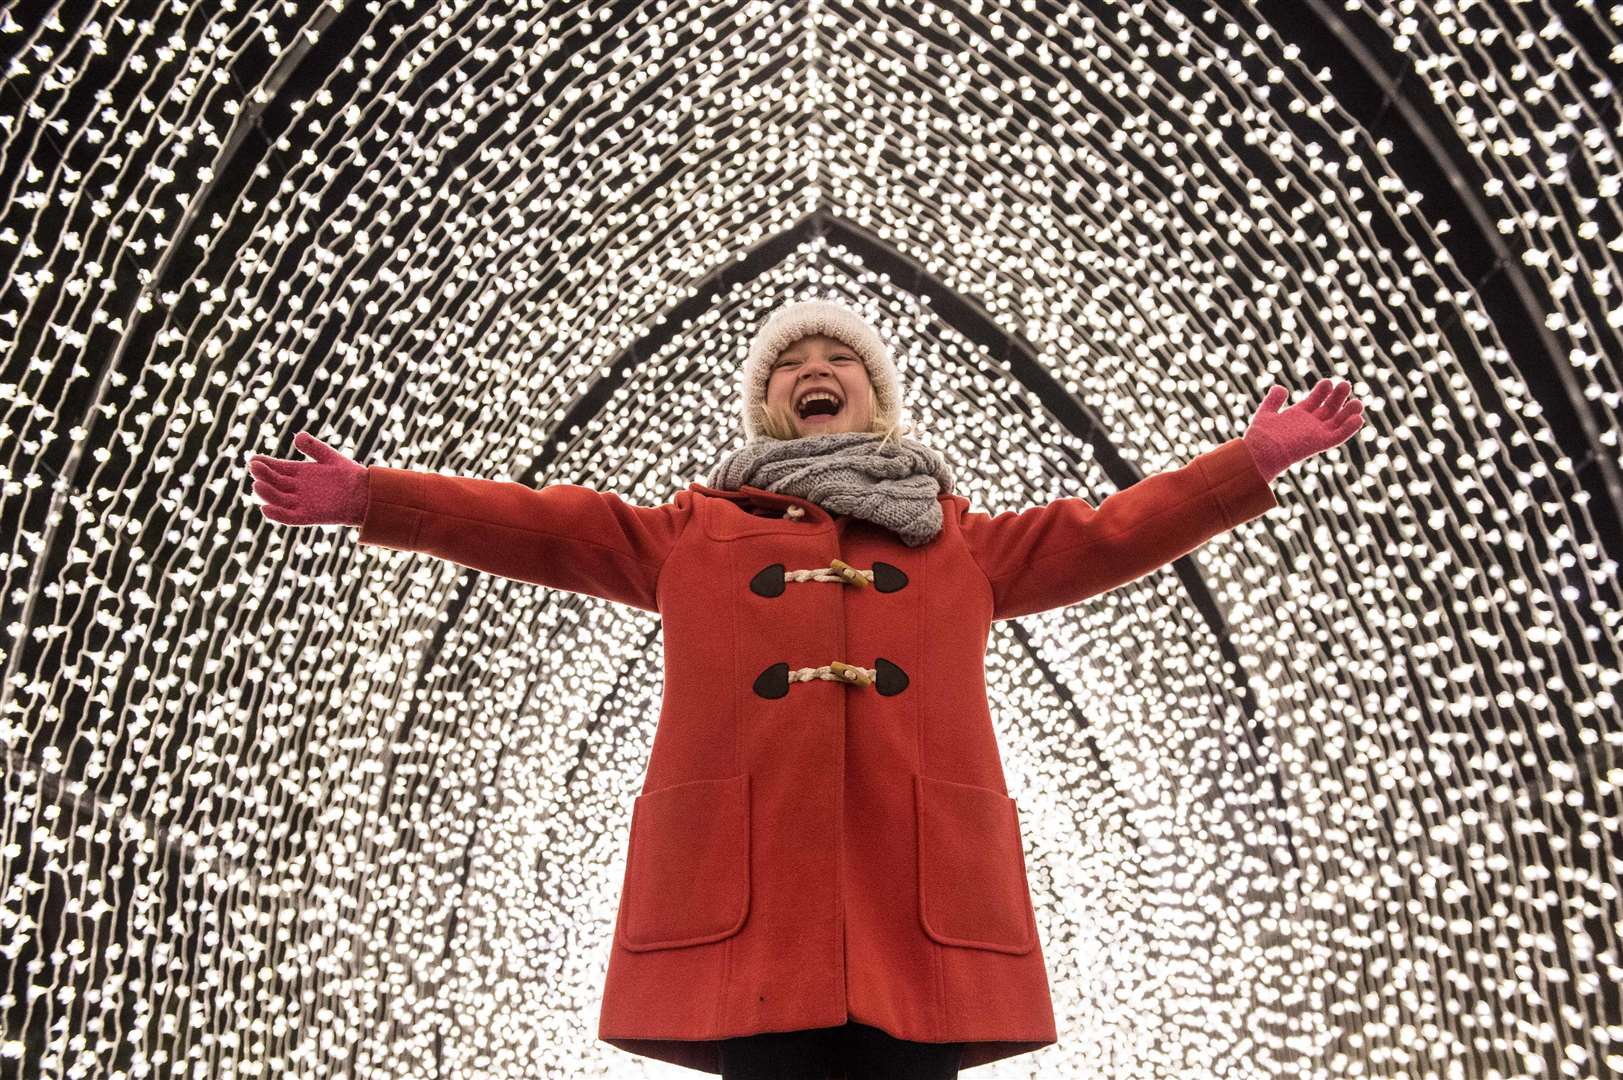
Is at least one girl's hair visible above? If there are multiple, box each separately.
[755,376,912,448]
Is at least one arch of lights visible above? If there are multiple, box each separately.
[1,1,1620,1078]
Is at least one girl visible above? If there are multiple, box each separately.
[249,298,1362,1079]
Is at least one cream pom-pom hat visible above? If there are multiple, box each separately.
[739,298,902,443]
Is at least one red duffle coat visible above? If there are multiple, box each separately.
[355,436,1278,1073]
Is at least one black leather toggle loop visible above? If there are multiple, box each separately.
[753,662,790,699]
[874,658,908,696]
[749,563,786,597]
[870,562,908,592]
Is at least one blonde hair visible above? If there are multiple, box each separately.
[755,376,912,449]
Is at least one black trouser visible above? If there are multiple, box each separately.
[718,1021,964,1080]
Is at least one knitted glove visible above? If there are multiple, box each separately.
[1243,378,1365,484]
[249,431,370,527]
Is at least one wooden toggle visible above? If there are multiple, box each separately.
[828,661,872,686]
[829,558,869,588]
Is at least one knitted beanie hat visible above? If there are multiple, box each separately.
[740,298,902,442]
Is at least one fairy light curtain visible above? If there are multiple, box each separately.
[1,1,1620,1078]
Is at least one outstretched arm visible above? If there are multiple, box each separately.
[960,379,1365,621]
[249,431,693,613]
[959,437,1277,621]
[358,465,693,613]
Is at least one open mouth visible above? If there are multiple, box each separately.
[795,391,844,424]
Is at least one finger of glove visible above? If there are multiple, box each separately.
[1255,390,1286,422]
[1330,400,1363,426]
[295,431,347,466]
[1298,378,1333,411]
[1334,415,1365,441]
[255,457,322,487]
[1318,381,1351,416]
[1246,388,1288,435]
[252,477,301,507]
[250,454,304,473]
[250,463,297,497]
[293,428,324,457]
[251,454,297,476]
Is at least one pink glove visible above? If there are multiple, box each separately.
[1243,378,1365,484]
[249,431,370,527]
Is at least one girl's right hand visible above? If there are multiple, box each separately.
[249,431,370,527]
[1242,379,1364,484]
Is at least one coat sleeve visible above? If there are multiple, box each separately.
[958,437,1278,622]
[354,466,696,613]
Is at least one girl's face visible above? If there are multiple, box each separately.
[763,334,875,438]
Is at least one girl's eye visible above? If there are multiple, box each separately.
[775,355,853,369]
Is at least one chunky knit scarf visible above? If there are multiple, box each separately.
[707,431,956,547]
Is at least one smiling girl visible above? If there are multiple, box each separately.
[249,297,1362,1079]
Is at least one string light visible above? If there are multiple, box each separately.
[0,2,1619,1078]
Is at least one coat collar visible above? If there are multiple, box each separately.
[685,483,964,533]
[686,482,831,520]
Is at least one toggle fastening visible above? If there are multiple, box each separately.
[749,560,909,597]
[752,658,909,698]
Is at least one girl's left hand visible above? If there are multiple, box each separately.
[1243,379,1365,484]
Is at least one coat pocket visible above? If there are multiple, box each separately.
[914,773,1037,955]
[615,773,751,952]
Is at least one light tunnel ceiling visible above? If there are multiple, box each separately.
[2,1,1621,1078]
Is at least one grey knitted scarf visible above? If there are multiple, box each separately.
[708,431,956,547]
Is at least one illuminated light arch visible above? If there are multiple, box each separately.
[0,2,1619,1078]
